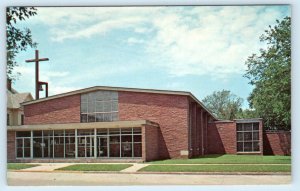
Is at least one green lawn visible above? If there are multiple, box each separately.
[150,155,291,164]
[56,164,132,171]
[7,163,39,170]
[139,164,291,172]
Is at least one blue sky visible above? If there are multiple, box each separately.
[12,6,290,108]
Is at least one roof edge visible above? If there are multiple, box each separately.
[21,85,217,120]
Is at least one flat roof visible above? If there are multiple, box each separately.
[21,85,217,120]
[8,120,159,131]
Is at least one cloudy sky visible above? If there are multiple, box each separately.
[12,6,290,108]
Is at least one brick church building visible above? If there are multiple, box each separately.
[7,86,291,162]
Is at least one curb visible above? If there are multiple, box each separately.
[9,169,291,176]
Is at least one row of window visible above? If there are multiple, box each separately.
[16,128,142,159]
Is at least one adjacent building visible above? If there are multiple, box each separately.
[7,86,290,162]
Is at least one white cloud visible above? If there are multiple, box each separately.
[127,37,145,45]
[28,6,289,80]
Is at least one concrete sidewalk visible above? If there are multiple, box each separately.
[7,171,291,185]
[121,163,149,172]
[20,163,73,172]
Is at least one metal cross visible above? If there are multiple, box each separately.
[25,50,49,99]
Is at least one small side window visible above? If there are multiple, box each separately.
[7,114,10,126]
[21,114,24,125]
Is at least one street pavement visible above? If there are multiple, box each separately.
[7,171,291,186]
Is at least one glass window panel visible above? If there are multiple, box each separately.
[121,128,132,134]
[110,136,120,143]
[88,113,95,122]
[111,92,118,100]
[81,102,88,113]
[244,132,252,141]
[103,113,111,121]
[81,94,88,103]
[33,138,43,158]
[78,129,94,136]
[253,132,259,141]
[96,91,104,101]
[103,102,111,112]
[33,131,42,137]
[237,142,243,152]
[97,129,107,135]
[65,129,75,136]
[43,130,53,136]
[253,141,260,151]
[95,113,104,122]
[112,101,118,111]
[121,135,132,142]
[88,101,95,113]
[109,137,120,157]
[81,114,87,123]
[244,142,252,152]
[16,131,31,137]
[253,123,259,130]
[24,148,31,157]
[133,143,142,157]
[16,139,23,147]
[112,113,118,121]
[133,128,141,134]
[103,91,111,100]
[121,138,132,157]
[244,123,252,131]
[24,138,31,147]
[237,123,243,131]
[109,129,120,135]
[237,132,243,141]
[95,101,104,112]
[54,130,64,136]
[17,148,23,158]
[134,135,142,142]
[88,92,97,101]
[98,137,108,157]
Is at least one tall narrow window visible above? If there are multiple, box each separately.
[80,91,118,122]
[21,114,24,125]
[7,114,10,126]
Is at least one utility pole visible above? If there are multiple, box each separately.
[25,50,49,99]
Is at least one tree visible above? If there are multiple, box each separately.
[7,7,38,81]
[236,108,259,119]
[202,90,243,120]
[244,17,291,130]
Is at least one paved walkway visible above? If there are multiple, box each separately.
[20,163,73,172]
[7,171,291,185]
[120,163,149,172]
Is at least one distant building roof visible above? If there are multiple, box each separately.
[7,89,33,109]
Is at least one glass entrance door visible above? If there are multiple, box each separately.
[97,137,108,157]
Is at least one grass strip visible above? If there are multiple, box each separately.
[150,154,291,164]
[56,164,132,171]
[139,164,291,172]
[7,163,39,170]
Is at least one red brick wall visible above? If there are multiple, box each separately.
[142,124,159,161]
[24,94,81,125]
[207,122,236,154]
[263,131,291,155]
[7,131,16,162]
[119,91,189,159]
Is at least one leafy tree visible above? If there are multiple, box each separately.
[202,90,243,120]
[7,7,37,81]
[236,108,259,119]
[244,17,291,130]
